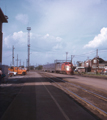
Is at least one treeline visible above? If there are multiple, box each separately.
[35,65,43,70]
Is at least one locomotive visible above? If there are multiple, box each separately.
[42,62,73,74]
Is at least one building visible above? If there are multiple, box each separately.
[76,61,85,73]
[77,57,107,73]
[0,8,8,81]
[0,8,8,65]
[84,59,91,72]
[91,57,107,73]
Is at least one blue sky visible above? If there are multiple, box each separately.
[1,0,107,66]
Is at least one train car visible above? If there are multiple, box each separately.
[42,63,55,72]
[42,62,73,74]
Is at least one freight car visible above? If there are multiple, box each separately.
[42,62,73,74]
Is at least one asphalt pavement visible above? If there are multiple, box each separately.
[0,72,100,120]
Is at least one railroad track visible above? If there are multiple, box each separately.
[53,76,107,102]
[39,72,107,119]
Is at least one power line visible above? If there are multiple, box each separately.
[31,46,61,52]
[30,48,62,54]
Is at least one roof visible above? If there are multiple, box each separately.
[92,57,105,63]
[0,8,8,23]
[97,58,105,63]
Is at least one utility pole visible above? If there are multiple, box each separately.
[19,59,21,67]
[71,55,75,65]
[96,49,98,74]
[66,52,68,62]
[12,45,15,66]
[27,27,31,71]
[71,55,75,75]
[16,54,19,72]
[16,54,19,67]
[96,49,98,58]
[26,59,28,68]
[23,61,24,67]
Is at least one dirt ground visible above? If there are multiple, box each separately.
[46,72,107,92]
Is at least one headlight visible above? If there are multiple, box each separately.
[66,67,69,71]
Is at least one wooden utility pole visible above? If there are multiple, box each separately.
[23,61,24,67]
[96,49,98,58]
[71,55,75,75]
[16,54,19,73]
[12,45,15,66]
[16,54,19,67]
[96,49,98,74]
[19,59,21,67]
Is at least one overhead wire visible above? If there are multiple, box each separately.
[30,45,63,54]
[31,45,61,52]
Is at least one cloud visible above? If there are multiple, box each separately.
[15,14,28,24]
[27,0,105,36]
[53,44,62,50]
[4,31,27,48]
[31,33,63,52]
[84,27,107,48]
[43,34,49,39]
[56,37,62,42]
[4,31,63,52]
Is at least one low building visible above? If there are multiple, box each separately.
[0,8,8,64]
[76,57,107,73]
[84,59,91,72]
[0,8,8,81]
[76,61,85,73]
[91,57,107,73]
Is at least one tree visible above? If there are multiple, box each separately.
[35,65,43,70]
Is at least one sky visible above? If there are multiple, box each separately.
[1,0,107,66]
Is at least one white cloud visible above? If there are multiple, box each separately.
[28,0,104,36]
[56,37,62,42]
[43,34,49,39]
[4,31,63,52]
[84,27,107,48]
[15,14,28,24]
[38,33,62,44]
[53,44,62,50]
[4,31,27,48]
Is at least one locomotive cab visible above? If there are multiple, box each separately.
[63,62,72,74]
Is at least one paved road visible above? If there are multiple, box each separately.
[1,72,99,120]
